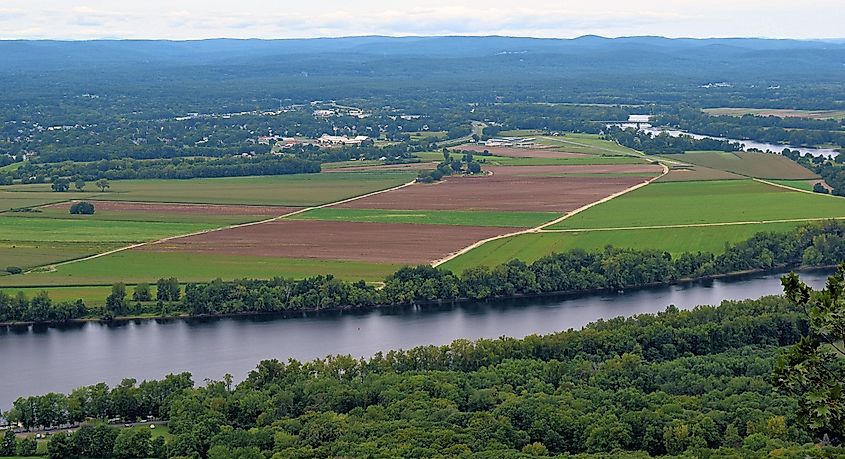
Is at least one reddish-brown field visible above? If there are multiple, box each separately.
[142,220,514,264]
[47,201,297,216]
[452,144,589,158]
[485,164,662,176]
[338,173,649,212]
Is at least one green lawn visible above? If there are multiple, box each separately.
[289,208,560,227]
[0,251,402,287]
[548,180,845,229]
[0,172,416,207]
[442,222,806,272]
[2,285,122,305]
[0,216,217,243]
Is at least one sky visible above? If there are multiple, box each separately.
[1,0,843,41]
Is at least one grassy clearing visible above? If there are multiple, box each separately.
[0,216,217,244]
[702,107,845,120]
[408,130,448,141]
[0,242,122,271]
[663,151,817,179]
[0,251,402,287]
[549,180,845,230]
[0,172,417,207]
[497,129,544,137]
[443,222,805,271]
[289,208,560,227]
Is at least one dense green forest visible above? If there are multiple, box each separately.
[4,221,845,325]
[3,37,845,168]
[5,284,844,458]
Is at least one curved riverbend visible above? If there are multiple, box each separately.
[0,269,831,409]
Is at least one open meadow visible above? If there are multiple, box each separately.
[702,107,845,120]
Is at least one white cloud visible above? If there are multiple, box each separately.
[0,1,842,40]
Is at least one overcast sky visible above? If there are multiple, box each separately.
[1,0,843,40]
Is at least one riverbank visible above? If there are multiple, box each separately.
[1,262,832,329]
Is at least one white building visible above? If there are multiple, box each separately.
[484,137,536,148]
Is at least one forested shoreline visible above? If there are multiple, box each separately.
[4,287,842,457]
[3,220,845,326]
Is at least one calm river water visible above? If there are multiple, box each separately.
[0,269,832,409]
[641,127,840,158]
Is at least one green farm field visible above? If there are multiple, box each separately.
[663,151,817,179]
[0,251,402,287]
[0,215,217,244]
[0,171,417,207]
[534,133,644,156]
[769,179,818,192]
[289,207,560,227]
[702,107,845,120]
[0,241,122,271]
[20,205,280,226]
[0,189,102,212]
[548,180,845,229]
[480,155,647,166]
[442,221,806,272]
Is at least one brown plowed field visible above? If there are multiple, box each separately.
[142,220,514,264]
[47,201,297,216]
[452,144,589,158]
[338,173,649,212]
[485,164,662,176]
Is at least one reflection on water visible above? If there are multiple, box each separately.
[0,269,831,408]
[641,127,839,158]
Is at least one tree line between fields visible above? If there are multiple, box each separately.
[4,268,845,458]
[3,221,845,325]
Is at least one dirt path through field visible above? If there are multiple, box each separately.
[24,179,419,274]
[430,163,670,267]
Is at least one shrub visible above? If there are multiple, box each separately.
[69,201,95,215]
[5,266,22,275]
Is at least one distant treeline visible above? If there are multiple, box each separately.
[656,108,845,149]
[10,155,320,183]
[4,292,838,457]
[3,221,845,325]
[604,126,742,154]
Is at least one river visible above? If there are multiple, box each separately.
[641,127,840,158]
[0,269,832,409]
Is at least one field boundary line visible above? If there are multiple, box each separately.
[754,178,842,197]
[539,216,845,233]
[430,163,670,267]
[23,179,419,274]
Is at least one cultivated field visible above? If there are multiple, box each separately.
[443,221,806,272]
[548,180,845,229]
[662,151,818,180]
[0,171,416,207]
[143,220,516,265]
[702,107,845,120]
[0,251,401,286]
[339,172,650,212]
[656,164,745,182]
[290,208,559,227]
